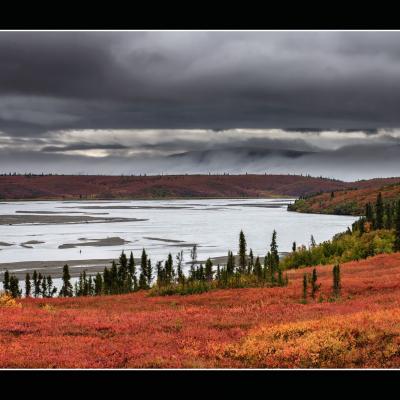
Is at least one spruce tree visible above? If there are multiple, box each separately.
[385,203,392,229]
[9,275,21,298]
[333,264,341,298]
[292,241,296,252]
[176,251,185,285]
[238,230,247,273]
[205,258,213,281]
[226,251,235,275]
[59,264,73,297]
[94,272,103,295]
[248,248,254,274]
[41,274,47,298]
[128,251,137,290]
[365,202,374,223]
[3,270,10,292]
[146,259,152,287]
[33,270,40,297]
[25,273,31,297]
[270,230,279,275]
[46,276,57,298]
[375,192,384,229]
[311,268,320,299]
[254,256,262,279]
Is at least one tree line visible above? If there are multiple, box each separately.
[2,230,288,298]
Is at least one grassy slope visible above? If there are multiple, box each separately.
[0,174,372,200]
[289,182,400,216]
[2,252,400,368]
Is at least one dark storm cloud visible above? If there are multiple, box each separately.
[2,31,400,133]
[1,31,400,177]
[41,143,128,153]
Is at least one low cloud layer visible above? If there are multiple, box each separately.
[0,31,400,178]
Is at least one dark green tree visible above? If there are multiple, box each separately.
[365,202,374,223]
[385,203,392,229]
[32,270,40,297]
[238,230,247,273]
[3,270,10,292]
[25,273,31,297]
[176,251,185,285]
[332,264,341,298]
[128,252,137,290]
[226,251,235,276]
[59,264,73,297]
[311,268,320,299]
[292,241,296,252]
[270,230,279,274]
[94,272,103,295]
[9,275,21,298]
[205,258,213,281]
[248,248,254,274]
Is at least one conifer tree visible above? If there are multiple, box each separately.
[165,253,174,284]
[176,251,185,285]
[110,261,118,294]
[375,192,384,229]
[3,270,10,292]
[365,202,374,223]
[238,230,247,273]
[292,241,296,252]
[190,244,198,268]
[270,230,279,275]
[41,274,47,298]
[205,258,213,281]
[332,264,341,298]
[254,256,262,279]
[385,203,392,229]
[59,264,73,297]
[146,259,152,287]
[33,270,40,298]
[311,268,320,299]
[46,275,57,298]
[248,249,254,274]
[25,273,31,297]
[226,251,235,275]
[9,275,21,298]
[94,273,103,295]
[128,252,137,290]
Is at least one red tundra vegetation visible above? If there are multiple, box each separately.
[2,252,400,368]
[2,174,400,200]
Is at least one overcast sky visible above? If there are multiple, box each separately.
[1,30,400,180]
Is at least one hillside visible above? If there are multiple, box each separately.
[1,174,400,201]
[2,252,400,368]
[289,181,400,216]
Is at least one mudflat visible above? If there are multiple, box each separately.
[0,214,147,225]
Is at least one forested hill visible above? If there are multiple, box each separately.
[288,181,400,216]
[1,174,400,201]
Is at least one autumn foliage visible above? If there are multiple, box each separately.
[1,252,400,368]
[1,174,398,200]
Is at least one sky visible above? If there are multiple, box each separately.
[0,30,400,180]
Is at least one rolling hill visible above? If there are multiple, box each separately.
[1,174,400,201]
[289,181,400,215]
